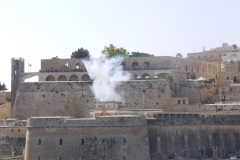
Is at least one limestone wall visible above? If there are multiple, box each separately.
[25,116,149,160]
[147,115,240,159]
[12,80,172,120]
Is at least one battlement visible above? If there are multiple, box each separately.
[27,116,147,128]
[0,119,27,127]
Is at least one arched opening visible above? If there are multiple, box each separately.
[143,61,150,69]
[141,73,150,78]
[132,62,138,68]
[0,144,12,156]
[131,74,138,79]
[46,75,55,81]
[81,74,91,81]
[157,73,172,80]
[69,75,79,81]
[76,63,80,70]
[64,63,69,70]
[57,75,67,81]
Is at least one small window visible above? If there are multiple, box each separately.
[123,157,126,160]
[18,129,20,132]
[59,139,62,145]
[11,129,14,132]
[219,55,221,57]
[183,100,185,104]
[230,88,232,91]
[178,100,180,104]
[81,139,84,145]
[38,139,41,145]
[123,138,126,145]
[101,139,105,145]
[38,156,40,160]
[97,105,103,109]
[106,104,113,109]
[80,156,84,160]
[59,156,61,160]
[101,156,105,160]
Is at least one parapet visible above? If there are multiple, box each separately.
[27,116,147,128]
[0,119,27,127]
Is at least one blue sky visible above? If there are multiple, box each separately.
[1,0,240,90]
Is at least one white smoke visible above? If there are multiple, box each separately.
[83,56,131,102]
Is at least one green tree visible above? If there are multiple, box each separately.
[129,52,154,57]
[101,44,129,57]
[0,82,7,92]
[176,53,183,58]
[52,56,59,59]
[71,48,90,58]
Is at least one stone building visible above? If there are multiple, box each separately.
[24,116,149,160]
[187,43,239,62]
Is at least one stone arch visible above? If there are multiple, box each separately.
[0,143,12,156]
[132,62,138,68]
[132,73,138,79]
[46,75,55,81]
[143,61,150,68]
[60,61,67,70]
[141,73,151,78]
[57,75,67,81]
[81,74,91,81]
[69,75,79,81]
[157,73,172,79]
[75,63,80,70]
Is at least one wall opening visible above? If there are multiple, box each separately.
[46,75,55,81]
[57,75,67,81]
[69,75,79,81]
[132,62,138,68]
[38,139,41,145]
[59,139,62,145]
[81,139,84,145]
[76,63,80,69]
[143,61,150,68]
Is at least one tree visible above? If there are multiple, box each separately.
[52,56,59,59]
[129,52,154,57]
[101,44,129,58]
[233,44,238,49]
[0,82,7,92]
[176,53,183,58]
[71,48,90,58]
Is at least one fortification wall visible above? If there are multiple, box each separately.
[25,116,149,160]
[147,115,240,159]
[12,80,172,120]
[0,119,27,159]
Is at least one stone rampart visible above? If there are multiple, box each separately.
[12,80,172,120]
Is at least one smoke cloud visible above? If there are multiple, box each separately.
[83,56,131,102]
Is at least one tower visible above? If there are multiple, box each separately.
[11,58,24,109]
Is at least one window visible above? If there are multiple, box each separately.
[230,88,232,91]
[178,100,180,104]
[231,54,237,57]
[59,156,61,160]
[18,129,20,132]
[101,156,105,160]
[123,139,126,145]
[123,157,126,160]
[183,100,185,104]
[101,139,105,145]
[11,129,14,132]
[106,104,113,109]
[81,139,84,145]
[80,156,84,160]
[38,139,41,145]
[59,139,62,145]
[157,137,160,143]
[219,55,221,57]
[97,105,103,109]
[38,156,40,160]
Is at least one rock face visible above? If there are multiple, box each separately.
[12,80,171,120]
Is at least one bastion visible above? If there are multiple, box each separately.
[24,116,149,160]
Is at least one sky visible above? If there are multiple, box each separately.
[1,0,240,91]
